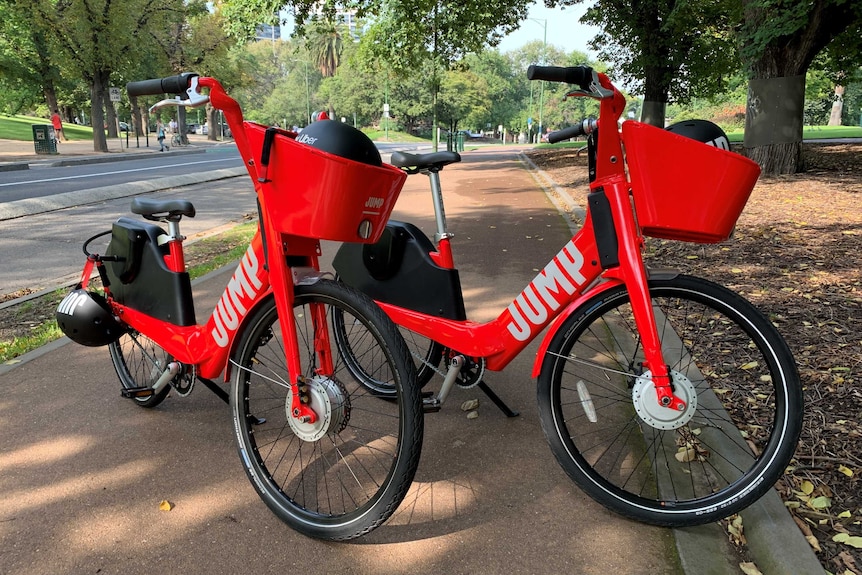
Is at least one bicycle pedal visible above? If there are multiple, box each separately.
[422,397,441,413]
[121,386,154,399]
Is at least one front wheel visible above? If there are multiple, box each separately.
[537,274,802,527]
[231,280,423,540]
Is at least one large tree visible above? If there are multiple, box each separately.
[32,0,189,152]
[739,0,862,174]
[562,0,739,127]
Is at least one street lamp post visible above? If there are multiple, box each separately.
[289,58,312,126]
[529,17,548,142]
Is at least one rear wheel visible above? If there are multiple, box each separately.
[537,275,802,526]
[231,280,423,540]
[109,330,171,408]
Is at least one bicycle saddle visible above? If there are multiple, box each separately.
[130,197,196,221]
[390,151,461,172]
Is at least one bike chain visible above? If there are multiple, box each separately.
[410,348,485,389]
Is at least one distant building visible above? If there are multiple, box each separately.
[255,23,281,42]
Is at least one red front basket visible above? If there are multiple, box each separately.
[622,121,761,243]
[245,122,407,244]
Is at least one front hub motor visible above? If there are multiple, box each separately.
[632,370,697,430]
[285,375,351,442]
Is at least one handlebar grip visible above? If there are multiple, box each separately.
[527,65,593,90]
[548,124,587,144]
[126,73,198,97]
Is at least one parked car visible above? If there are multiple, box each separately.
[186,123,199,134]
[119,121,131,132]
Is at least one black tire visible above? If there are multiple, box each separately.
[333,312,444,394]
[537,274,802,527]
[398,328,444,387]
[332,275,443,390]
[231,280,423,540]
[109,330,172,408]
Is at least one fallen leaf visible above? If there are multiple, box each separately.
[838,465,854,477]
[833,533,862,548]
[838,511,853,519]
[809,495,832,510]
[739,561,763,575]
[159,499,174,511]
[740,361,758,370]
[675,446,698,463]
[805,534,822,552]
[800,480,815,495]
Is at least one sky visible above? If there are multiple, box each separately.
[496,3,600,57]
[280,3,600,59]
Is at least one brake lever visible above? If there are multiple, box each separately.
[565,70,615,100]
[148,76,210,112]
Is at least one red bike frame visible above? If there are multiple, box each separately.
[379,72,688,412]
[83,77,328,423]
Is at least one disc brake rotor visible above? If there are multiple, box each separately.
[632,370,698,430]
[285,375,351,442]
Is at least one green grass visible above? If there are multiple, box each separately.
[0,113,94,142]
[186,222,258,279]
[0,222,258,364]
[362,127,430,143]
[534,124,862,149]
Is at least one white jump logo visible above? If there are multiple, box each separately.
[505,240,587,341]
[211,245,264,347]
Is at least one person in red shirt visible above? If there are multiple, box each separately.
[50,111,65,143]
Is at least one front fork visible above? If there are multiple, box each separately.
[601,175,687,413]
[264,226,332,425]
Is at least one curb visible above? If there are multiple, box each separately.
[519,149,824,575]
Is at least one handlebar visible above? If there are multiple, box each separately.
[547,119,598,144]
[127,73,199,97]
[527,64,615,100]
[527,65,593,90]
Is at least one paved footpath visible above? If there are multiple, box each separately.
[0,143,822,574]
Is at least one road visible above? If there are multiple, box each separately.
[0,176,257,299]
[0,147,243,202]
[0,140,427,299]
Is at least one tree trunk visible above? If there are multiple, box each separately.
[640,67,670,127]
[828,85,845,126]
[43,86,59,118]
[90,70,110,153]
[104,88,118,139]
[739,0,861,175]
[744,74,805,174]
[640,100,667,127]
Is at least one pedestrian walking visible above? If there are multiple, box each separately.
[50,111,65,143]
[157,119,169,151]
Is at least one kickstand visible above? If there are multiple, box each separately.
[478,381,519,417]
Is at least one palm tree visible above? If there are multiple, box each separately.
[306,20,343,78]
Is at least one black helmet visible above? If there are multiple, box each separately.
[665,119,730,150]
[295,119,382,167]
[56,289,124,347]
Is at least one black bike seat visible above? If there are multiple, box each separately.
[390,151,461,172]
[130,197,196,221]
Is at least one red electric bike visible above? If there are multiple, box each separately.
[57,73,423,541]
[334,65,803,527]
